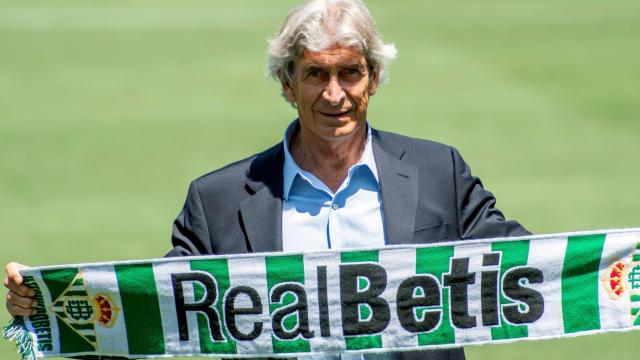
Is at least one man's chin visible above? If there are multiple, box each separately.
[319,121,366,141]
[298,112,366,141]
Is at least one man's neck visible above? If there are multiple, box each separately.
[290,124,367,193]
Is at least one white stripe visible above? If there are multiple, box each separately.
[227,257,272,355]
[82,265,130,356]
[598,233,640,329]
[526,236,567,337]
[304,251,346,354]
[452,243,492,343]
[379,248,419,349]
[153,261,200,355]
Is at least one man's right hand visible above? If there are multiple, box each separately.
[4,262,36,317]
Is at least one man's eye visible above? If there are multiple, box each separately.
[341,68,363,79]
[308,69,323,77]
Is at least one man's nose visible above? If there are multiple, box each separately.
[322,76,345,105]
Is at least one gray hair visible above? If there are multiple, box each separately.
[267,0,397,87]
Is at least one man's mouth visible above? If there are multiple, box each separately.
[319,110,350,117]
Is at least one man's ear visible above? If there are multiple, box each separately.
[368,70,380,96]
[281,79,297,104]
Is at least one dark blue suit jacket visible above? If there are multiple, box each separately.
[168,128,531,360]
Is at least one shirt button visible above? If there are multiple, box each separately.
[332,202,339,210]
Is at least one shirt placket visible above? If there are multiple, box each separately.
[326,193,340,249]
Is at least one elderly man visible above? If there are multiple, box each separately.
[5,1,529,359]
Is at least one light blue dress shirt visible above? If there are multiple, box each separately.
[281,121,392,360]
[282,121,386,253]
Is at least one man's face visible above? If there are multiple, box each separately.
[283,46,379,142]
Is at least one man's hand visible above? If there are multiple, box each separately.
[4,262,36,317]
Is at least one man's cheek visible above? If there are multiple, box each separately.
[357,97,369,112]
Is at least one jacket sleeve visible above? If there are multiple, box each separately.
[166,181,213,257]
[451,146,531,239]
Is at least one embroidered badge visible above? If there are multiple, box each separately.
[49,272,121,349]
[602,242,640,326]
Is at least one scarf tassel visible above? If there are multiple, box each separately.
[3,317,37,360]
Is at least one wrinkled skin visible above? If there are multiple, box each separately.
[282,45,379,192]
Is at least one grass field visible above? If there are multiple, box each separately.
[1,0,639,359]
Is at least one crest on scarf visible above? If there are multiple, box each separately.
[49,272,121,349]
[602,242,640,326]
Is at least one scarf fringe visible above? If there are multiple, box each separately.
[3,317,37,360]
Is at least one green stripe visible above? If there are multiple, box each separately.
[115,263,165,355]
[41,268,95,353]
[41,268,78,302]
[341,250,382,349]
[416,246,455,346]
[491,240,530,340]
[345,335,382,350]
[561,234,605,333]
[190,259,237,354]
[70,323,95,330]
[55,311,67,318]
[341,250,378,263]
[634,299,640,326]
[631,295,640,302]
[266,255,310,353]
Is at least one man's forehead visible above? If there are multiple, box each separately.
[299,46,367,67]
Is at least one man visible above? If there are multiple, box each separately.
[5,1,529,359]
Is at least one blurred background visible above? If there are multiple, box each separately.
[0,0,638,359]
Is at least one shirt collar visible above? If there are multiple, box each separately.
[282,120,379,200]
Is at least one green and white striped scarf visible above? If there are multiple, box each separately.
[4,229,640,359]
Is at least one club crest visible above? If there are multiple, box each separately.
[602,242,640,326]
[49,272,121,349]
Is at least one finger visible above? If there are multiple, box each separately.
[6,302,36,317]
[4,279,35,297]
[7,291,37,309]
[4,262,26,286]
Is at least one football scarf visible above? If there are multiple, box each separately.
[4,229,640,359]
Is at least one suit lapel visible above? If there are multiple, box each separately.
[372,130,419,245]
[239,144,284,253]
[238,130,419,251]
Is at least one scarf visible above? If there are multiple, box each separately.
[5,229,640,359]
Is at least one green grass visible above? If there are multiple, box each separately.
[1,0,639,359]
